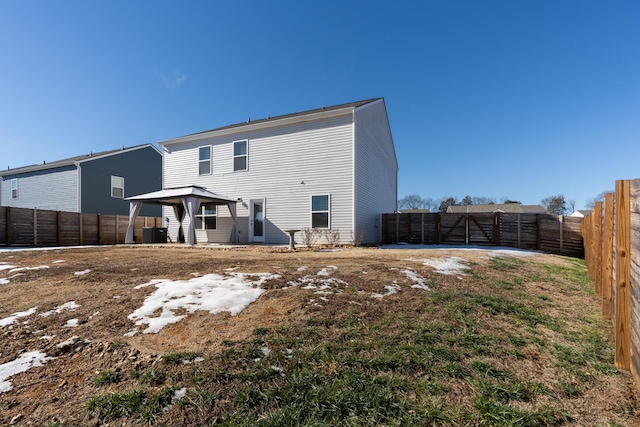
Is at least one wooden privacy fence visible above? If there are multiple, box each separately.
[0,206,161,247]
[382,212,584,257]
[582,178,640,392]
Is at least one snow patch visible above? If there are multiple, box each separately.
[64,319,79,328]
[9,265,49,273]
[40,301,80,318]
[0,264,17,271]
[0,351,55,393]
[0,307,38,327]
[74,269,91,276]
[127,272,279,334]
[402,269,430,290]
[372,284,401,299]
[163,387,187,412]
[413,257,469,276]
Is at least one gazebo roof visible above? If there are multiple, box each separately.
[127,185,237,206]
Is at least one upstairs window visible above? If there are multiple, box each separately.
[233,140,248,171]
[11,179,18,199]
[111,176,124,198]
[199,145,212,175]
[311,194,330,228]
[195,204,217,229]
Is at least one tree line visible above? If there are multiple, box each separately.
[398,194,576,215]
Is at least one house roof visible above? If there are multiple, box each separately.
[159,98,384,145]
[570,210,591,217]
[127,185,237,206]
[0,144,160,176]
[447,204,546,214]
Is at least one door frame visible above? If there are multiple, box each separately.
[249,198,265,243]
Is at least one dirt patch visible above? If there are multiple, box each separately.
[0,245,637,426]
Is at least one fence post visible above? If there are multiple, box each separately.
[603,194,614,317]
[614,179,631,370]
[421,213,425,244]
[517,213,521,248]
[558,215,564,255]
[494,212,501,246]
[593,202,603,296]
[436,214,441,244]
[465,214,469,246]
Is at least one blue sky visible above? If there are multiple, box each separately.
[1,1,638,209]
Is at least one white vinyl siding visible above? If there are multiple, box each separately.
[0,168,79,212]
[111,176,124,198]
[162,114,355,244]
[353,100,398,244]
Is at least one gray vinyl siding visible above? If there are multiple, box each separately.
[354,100,398,244]
[80,146,162,216]
[0,166,79,212]
[163,114,355,244]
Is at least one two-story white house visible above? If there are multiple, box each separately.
[158,98,398,245]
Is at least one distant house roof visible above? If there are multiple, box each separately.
[447,204,546,214]
[570,210,591,217]
[159,98,383,146]
[399,209,432,214]
[0,144,161,176]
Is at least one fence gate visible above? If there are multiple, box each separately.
[437,214,496,245]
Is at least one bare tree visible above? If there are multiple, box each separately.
[541,194,569,215]
[423,197,438,213]
[585,191,611,209]
[472,196,496,205]
[461,195,473,206]
[398,194,426,210]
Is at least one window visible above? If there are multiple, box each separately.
[311,194,330,228]
[195,204,217,230]
[111,176,124,198]
[11,179,18,199]
[199,145,212,175]
[233,140,247,171]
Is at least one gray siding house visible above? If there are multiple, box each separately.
[160,98,398,245]
[0,144,162,216]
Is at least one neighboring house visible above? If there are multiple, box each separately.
[570,210,591,218]
[159,98,398,245]
[446,203,546,214]
[0,144,162,216]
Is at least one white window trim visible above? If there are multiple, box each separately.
[195,204,217,230]
[11,178,18,199]
[311,194,331,229]
[198,145,212,175]
[111,176,124,198]
[233,139,248,172]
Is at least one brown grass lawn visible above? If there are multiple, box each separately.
[0,245,637,426]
